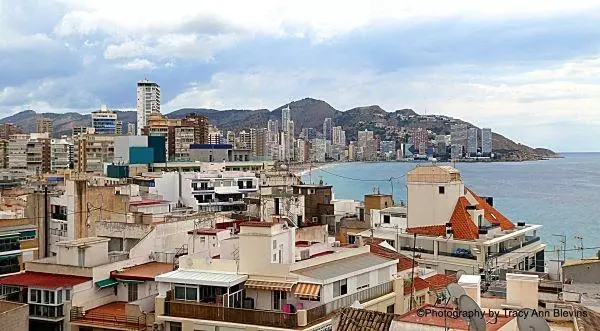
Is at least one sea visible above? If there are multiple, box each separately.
[302,153,600,260]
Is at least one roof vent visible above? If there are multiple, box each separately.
[517,222,526,227]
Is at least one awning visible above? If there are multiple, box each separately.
[293,283,321,299]
[95,278,118,289]
[244,280,295,292]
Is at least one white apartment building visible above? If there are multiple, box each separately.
[391,165,545,277]
[8,134,29,170]
[154,221,404,331]
[51,138,73,171]
[136,79,161,135]
[147,171,260,212]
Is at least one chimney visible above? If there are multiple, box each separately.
[458,275,481,306]
[506,273,539,309]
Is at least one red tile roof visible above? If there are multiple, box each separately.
[467,188,515,230]
[0,272,91,289]
[396,304,514,331]
[406,225,446,237]
[423,274,456,291]
[110,262,174,281]
[369,241,417,272]
[404,277,429,295]
[449,197,479,240]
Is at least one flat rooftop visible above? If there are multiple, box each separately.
[111,262,174,281]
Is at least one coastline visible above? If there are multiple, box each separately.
[291,162,344,177]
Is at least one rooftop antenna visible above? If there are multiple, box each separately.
[516,308,551,331]
[458,294,486,331]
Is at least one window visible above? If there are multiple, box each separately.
[30,289,40,303]
[48,291,55,304]
[438,186,445,194]
[347,235,356,244]
[186,287,198,301]
[272,290,287,310]
[387,304,395,314]
[174,286,186,300]
[333,279,348,297]
[272,240,277,249]
[356,273,370,290]
[65,289,71,301]
[43,290,50,304]
[169,322,183,331]
[128,283,138,302]
[272,253,277,262]
[383,215,391,224]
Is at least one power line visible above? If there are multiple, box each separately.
[313,167,405,183]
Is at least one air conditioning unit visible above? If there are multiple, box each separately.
[300,249,310,260]
[229,198,234,203]
[333,241,341,247]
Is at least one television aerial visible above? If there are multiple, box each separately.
[458,294,486,331]
[516,308,551,331]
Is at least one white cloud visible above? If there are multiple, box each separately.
[119,59,156,70]
[104,40,148,60]
[53,0,600,40]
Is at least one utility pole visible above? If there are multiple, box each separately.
[44,184,49,258]
[409,233,417,311]
[552,234,567,264]
[575,236,584,259]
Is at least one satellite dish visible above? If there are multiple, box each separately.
[446,283,466,304]
[516,308,551,331]
[458,294,486,331]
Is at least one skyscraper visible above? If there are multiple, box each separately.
[332,126,346,146]
[136,79,161,135]
[323,118,333,141]
[467,127,478,157]
[481,128,492,156]
[281,105,291,132]
[357,129,375,161]
[91,105,118,135]
[451,124,468,158]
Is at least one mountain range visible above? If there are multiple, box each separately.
[0,98,556,160]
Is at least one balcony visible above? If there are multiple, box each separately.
[30,303,64,320]
[488,236,541,259]
[0,264,21,275]
[0,241,20,252]
[165,301,297,329]
[438,250,477,260]
[305,281,394,322]
[163,281,394,329]
[70,304,147,331]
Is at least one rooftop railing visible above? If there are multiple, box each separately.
[70,307,146,331]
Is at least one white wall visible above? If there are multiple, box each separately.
[407,181,464,228]
[114,136,148,164]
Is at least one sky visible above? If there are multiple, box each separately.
[1,1,600,152]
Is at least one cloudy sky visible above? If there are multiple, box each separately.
[1,0,600,151]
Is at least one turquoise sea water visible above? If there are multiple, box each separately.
[302,153,600,259]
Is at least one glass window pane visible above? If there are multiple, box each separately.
[174,286,186,300]
[186,287,197,301]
